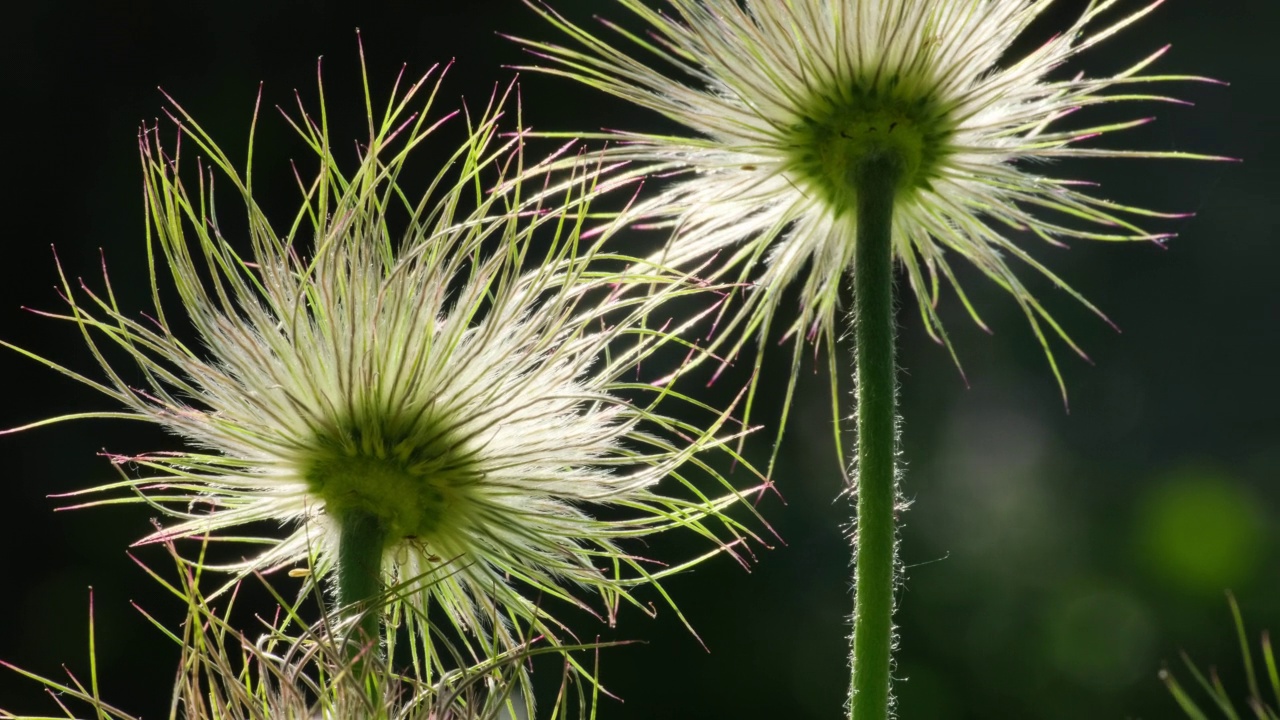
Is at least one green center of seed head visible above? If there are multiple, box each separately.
[787,86,950,213]
[304,420,475,548]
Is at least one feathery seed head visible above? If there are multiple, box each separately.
[4,52,764,656]
[519,0,1227,411]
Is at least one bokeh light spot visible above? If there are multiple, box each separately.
[1133,467,1264,594]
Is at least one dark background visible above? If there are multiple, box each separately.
[1,1,1275,718]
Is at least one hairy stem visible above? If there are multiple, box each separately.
[849,154,901,720]
[336,507,388,669]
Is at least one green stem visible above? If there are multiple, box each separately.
[849,154,901,720]
[336,508,388,666]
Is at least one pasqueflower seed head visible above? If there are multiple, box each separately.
[4,59,762,654]
[518,0,1227,418]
